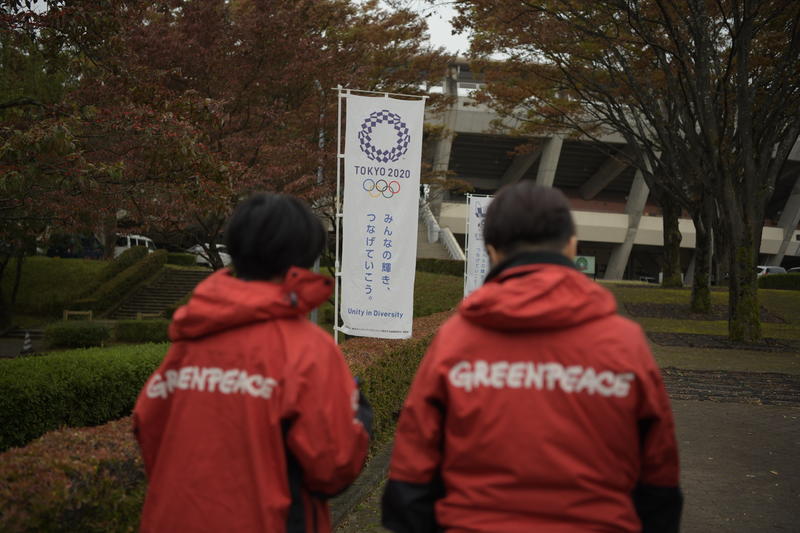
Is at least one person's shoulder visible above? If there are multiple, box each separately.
[588,312,657,368]
[424,313,482,357]
[296,319,339,349]
[435,312,478,338]
[600,312,648,340]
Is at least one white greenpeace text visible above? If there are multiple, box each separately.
[146,366,278,400]
[448,360,634,397]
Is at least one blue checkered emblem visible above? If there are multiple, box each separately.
[357,109,411,163]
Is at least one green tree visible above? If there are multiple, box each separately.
[453,0,800,341]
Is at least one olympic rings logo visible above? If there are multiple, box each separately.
[362,179,401,199]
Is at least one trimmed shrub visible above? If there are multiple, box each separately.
[44,321,112,349]
[355,335,431,448]
[759,273,800,290]
[166,252,197,266]
[0,418,145,532]
[0,311,452,530]
[74,250,168,314]
[115,320,170,343]
[102,246,149,280]
[0,343,168,453]
[1,257,108,316]
[416,257,464,277]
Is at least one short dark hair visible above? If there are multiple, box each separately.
[225,193,326,280]
[483,183,575,254]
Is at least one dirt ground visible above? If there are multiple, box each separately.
[333,342,800,533]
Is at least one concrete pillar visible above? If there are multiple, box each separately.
[500,148,542,186]
[766,174,800,266]
[535,135,563,187]
[430,66,459,218]
[604,170,650,280]
[579,148,631,200]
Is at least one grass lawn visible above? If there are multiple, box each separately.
[6,256,797,345]
[603,285,729,306]
[604,284,800,341]
[637,317,800,340]
[2,256,109,317]
[317,270,464,335]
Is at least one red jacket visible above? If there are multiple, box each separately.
[133,267,370,533]
[383,253,681,533]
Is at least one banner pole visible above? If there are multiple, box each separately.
[464,193,471,297]
[334,86,345,344]
[330,87,429,100]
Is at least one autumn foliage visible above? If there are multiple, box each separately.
[451,0,800,342]
[1,0,451,319]
[0,310,452,531]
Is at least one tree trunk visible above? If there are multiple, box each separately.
[0,255,11,331]
[660,199,683,288]
[11,253,25,305]
[691,223,712,313]
[713,229,729,286]
[728,222,762,342]
[690,197,713,313]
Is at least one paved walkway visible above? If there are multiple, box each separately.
[0,337,44,358]
[333,345,800,532]
[674,400,799,532]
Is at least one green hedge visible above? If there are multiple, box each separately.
[115,319,170,343]
[415,257,464,276]
[759,273,800,290]
[102,246,149,280]
[0,418,145,532]
[166,252,197,266]
[0,343,168,453]
[74,250,168,314]
[1,257,108,316]
[0,311,451,531]
[356,336,432,450]
[44,321,112,349]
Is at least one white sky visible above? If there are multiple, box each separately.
[418,3,471,55]
[392,0,472,55]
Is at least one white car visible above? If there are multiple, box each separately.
[114,234,156,257]
[187,244,232,268]
[756,265,786,277]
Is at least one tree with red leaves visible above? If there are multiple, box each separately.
[452,0,800,342]
[1,0,450,325]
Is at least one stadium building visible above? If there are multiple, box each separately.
[417,60,800,282]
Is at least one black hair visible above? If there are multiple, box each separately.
[483,182,575,254]
[225,193,326,280]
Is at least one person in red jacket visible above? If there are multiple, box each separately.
[133,193,372,533]
[382,183,682,533]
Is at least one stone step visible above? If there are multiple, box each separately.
[416,224,453,260]
[108,268,211,320]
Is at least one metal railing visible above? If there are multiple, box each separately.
[419,199,466,260]
[440,226,466,261]
[419,198,441,244]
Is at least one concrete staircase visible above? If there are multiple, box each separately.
[109,268,211,320]
[417,224,453,260]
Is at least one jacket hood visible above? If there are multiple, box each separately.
[459,253,617,331]
[169,266,333,341]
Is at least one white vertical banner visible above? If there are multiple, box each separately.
[340,94,425,339]
[464,195,493,296]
